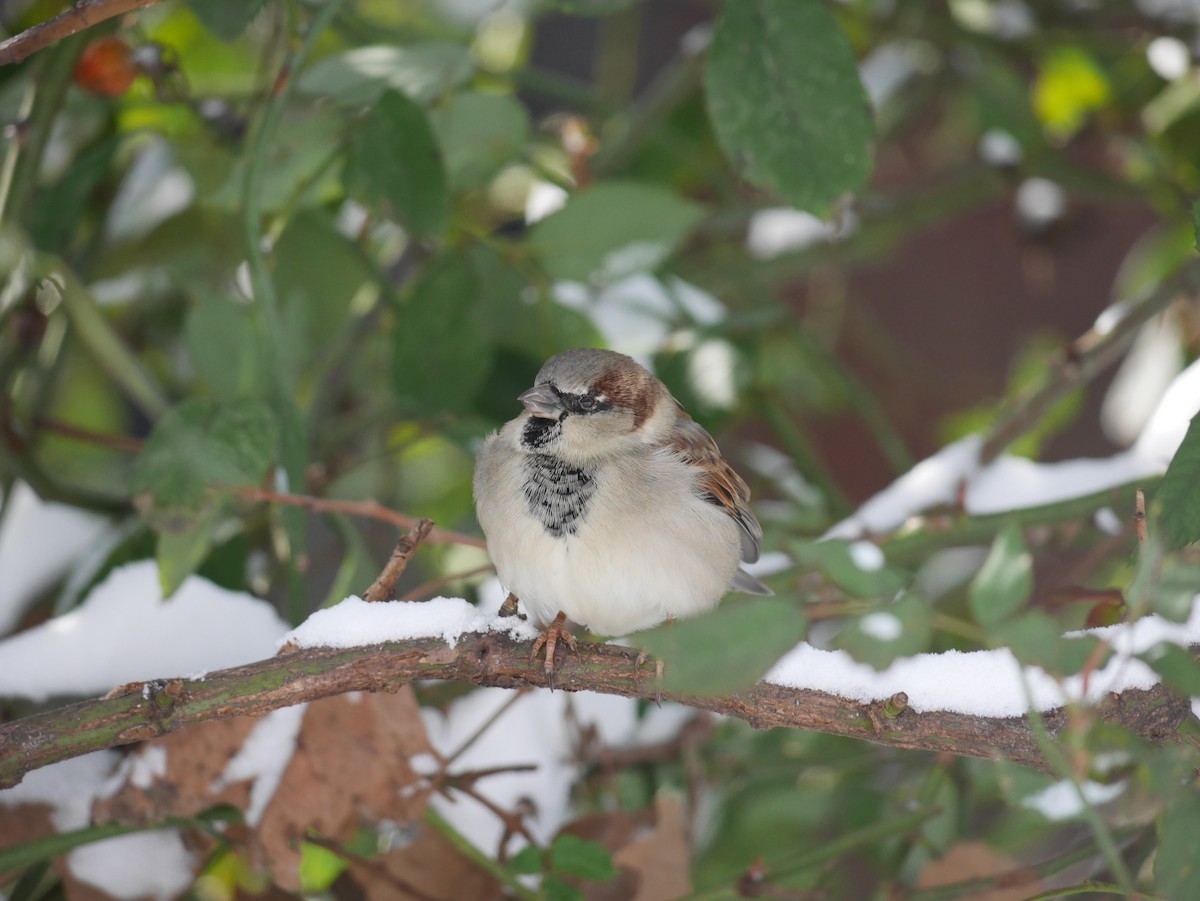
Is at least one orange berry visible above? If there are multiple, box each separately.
[73,36,138,97]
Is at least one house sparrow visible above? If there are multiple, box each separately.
[473,348,769,678]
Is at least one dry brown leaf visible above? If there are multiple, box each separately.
[345,820,501,901]
[91,687,436,893]
[559,794,691,901]
[916,840,1045,901]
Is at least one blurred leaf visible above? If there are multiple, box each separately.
[0,822,135,873]
[299,841,349,893]
[297,43,472,107]
[185,0,268,40]
[549,835,617,881]
[185,292,261,401]
[995,612,1101,675]
[526,181,703,284]
[394,252,493,416]
[1157,794,1200,898]
[156,511,220,597]
[1141,642,1200,695]
[969,525,1032,628]
[132,398,278,524]
[1149,564,1200,622]
[705,0,873,216]
[28,136,118,253]
[346,90,449,238]
[1160,416,1200,548]
[833,594,933,671]
[432,91,530,192]
[544,874,583,901]
[1032,47,1111,138]
[1194,200,1200,251]
[790,539,906,599]
[631,597,806,696]
[273,211,376,375]
[548,0,641,13]
[509,845,544,875]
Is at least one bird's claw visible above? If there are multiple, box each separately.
[531,611,577,689]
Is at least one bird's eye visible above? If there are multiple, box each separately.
[577,394,597,412]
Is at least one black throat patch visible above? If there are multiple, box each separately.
[522,454,596,538]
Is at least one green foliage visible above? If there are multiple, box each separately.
[526,181,704,284]
[631,596,807,695]
[705,0,873,216]
[4,0,1200,898]
[1160,415,1200,547]
[970,525,1032,628]
[346,90,450,238]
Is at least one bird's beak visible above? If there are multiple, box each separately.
[519,384,562,419]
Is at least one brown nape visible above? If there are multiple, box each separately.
[592,365,658,429]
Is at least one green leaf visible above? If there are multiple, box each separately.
[272,211,376,376]
[995,612,1102,675]
[1141,642,1200,695]
[156,512,221,597]
[299,841,349,893]
[185,0,268,40]
[394,252,494,416]
[1150,563,1200,622]
[1193,199,1200,252]
[297,44,472,107]
[544,874,583,901]
[833,594,933,671]
[705,0,873,216]
[526,181,704,284]
[550,835,617,882]
[969,525,1032,628]
[790,539,906,599]
[0,822,138,873]
[132,398,279,526]
[630,597,807,696]
[431,91,530,192]
[509,844,545,876]
[1160,415,1200,547]
[185,292,261,401]
[548,0,641,13]
[346,90,449,238]
[1157,794,1200,898]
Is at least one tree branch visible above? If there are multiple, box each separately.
[0,0,161,66]
[0,630,1189,788]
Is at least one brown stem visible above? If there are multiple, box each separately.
[0,0,162,66]
[230,486,486,549]
[0,631,1190,789]
[362,519,435,602]
[981,265,1200,464]
[1135,488,1148,547]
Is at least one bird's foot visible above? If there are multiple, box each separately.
[531,611,577,689]
[498,592,523,619]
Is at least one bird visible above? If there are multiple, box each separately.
[473,348,770,679]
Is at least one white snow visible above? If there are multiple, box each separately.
[849,542,885,572]
[1093,507,1124,536]
[830,356,1200,539]
[69,830,195,901]
[0,751,119,830]
[1021,778,1127,820]
[0,561,290,701]
[421,687,639,852]
[0,481,108,637]
[1148,36,1190,80]
[1100,315,1183,445]
[745,208,856,260]
[212,704,308,826]
[281,595,540,651]
[979,129,1023,167]
[859,612,903,641]
[1015,178,1066,229]
[766,595,1200,716]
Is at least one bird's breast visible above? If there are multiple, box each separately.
[520,453,596,538]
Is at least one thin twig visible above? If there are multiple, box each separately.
[981,264,1200,464]
[1134,489,1147,547]
[0,0,161,66]
[35,417,144,453]
[444,688,531,765]
[363,519,435,602]
[230,486,485,548]
[402,563,495,601]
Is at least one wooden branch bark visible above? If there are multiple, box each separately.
[0,630,1190,788]
[0,0,161,66]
